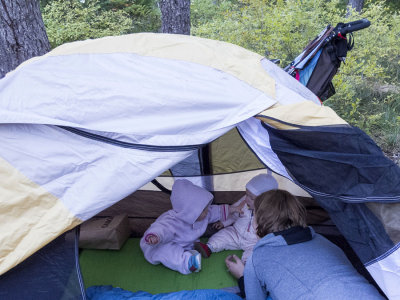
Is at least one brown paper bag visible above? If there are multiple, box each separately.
[79,214,131,250]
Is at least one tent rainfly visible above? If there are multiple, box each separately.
[0,33,399,299]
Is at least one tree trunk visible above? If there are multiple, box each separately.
[159,0,190,35]
[0,0,50,78]
[348,0,364,12]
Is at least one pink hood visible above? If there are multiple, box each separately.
[170,179,213,225]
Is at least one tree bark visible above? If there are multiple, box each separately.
[0,0,50,78]
[348,0,364,12]
[159,0,190,35]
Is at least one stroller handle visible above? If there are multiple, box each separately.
[337,19,370,35]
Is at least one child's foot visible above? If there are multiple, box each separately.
[194,242,212,258]
[188,250,201,273]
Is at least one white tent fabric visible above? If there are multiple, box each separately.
[0,33,286,274]
[367,247,400,299]
[260,58,320,106]
[2,33,396,299]
[0,53,275,146]
[238,117,290,178]
[0,124,195,220]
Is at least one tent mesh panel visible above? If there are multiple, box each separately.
[0,228,86,300]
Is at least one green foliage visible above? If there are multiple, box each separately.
[43,0,132,48]
[326,1,400,152]
[192,0,347,63]
[84,0,161,33]
[370,0,400,11]
[40,0,53,9]
[42,0,160,48]
[191,0,400,155]
[191,0,237,28]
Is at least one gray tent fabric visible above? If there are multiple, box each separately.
[262,122,400,202]
[315,199,393,264]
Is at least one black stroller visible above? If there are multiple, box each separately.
[284,19,370,101]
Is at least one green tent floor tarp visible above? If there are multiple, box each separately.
[80,238,242,294]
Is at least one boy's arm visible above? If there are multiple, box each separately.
[244,255,267,300]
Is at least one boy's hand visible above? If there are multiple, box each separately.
[225,255,245,279]
[212,221,224,230]
[229,201,246,215]
[144,233,159,245]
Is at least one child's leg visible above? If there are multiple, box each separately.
[207,226,241,253]
[239,234,258,263]
[145,242,197,275]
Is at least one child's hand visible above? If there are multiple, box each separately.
[144,233,159,245]
[212,221,224,230]
[229,201,246,215]
[225,255,245,279]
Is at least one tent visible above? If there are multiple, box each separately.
[0,33,399,299]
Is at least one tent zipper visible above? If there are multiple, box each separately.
[58,126,206,152]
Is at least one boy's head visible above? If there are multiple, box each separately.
[245,173,278,209]
[254,189,306,237]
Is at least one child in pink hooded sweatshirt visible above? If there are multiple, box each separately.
[195,173,278,263]
[140,179,237,275]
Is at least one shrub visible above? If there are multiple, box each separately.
[192,0,400,157]
[42,0,160,48]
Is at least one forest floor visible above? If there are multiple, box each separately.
[384,150,400,166]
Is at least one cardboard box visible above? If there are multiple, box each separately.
[79,214,131,250]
